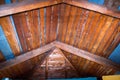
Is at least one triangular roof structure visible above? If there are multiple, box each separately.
[0,0,120,79]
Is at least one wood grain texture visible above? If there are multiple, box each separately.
[0,51,5,63]
[64,0,120,18]
[53,41,120,71]
[0,42,55,70]
[0,0,62,17]
[0,17,20,56]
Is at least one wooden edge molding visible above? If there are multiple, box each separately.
[0,0,120,18]
[0,41,120,71]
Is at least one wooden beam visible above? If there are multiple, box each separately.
[0,0,62,17]
[53,41,120,71]
[63,0,120,19]
[0,42,55,70]
[0,0,119,19]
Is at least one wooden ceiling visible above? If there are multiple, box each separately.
[0,0,120,79]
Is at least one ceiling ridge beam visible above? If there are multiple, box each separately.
[0,0,120,18]
[53,41,120,71]
[0,42,55,71]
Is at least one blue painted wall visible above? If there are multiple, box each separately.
[0,26,14,60]
[88,0,104,5]
[118,6,120,10]
[109,44,120,64]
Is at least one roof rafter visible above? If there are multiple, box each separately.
[53,41,120,71]
[0,41,120,72]
[0,0,119,18]
[0,42,55,70]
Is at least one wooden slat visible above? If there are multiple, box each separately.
[57,4,65,41]
[50,5,59,42]
[0,17,20,56]
[0,42,55,70]
[65,6,77,44]
[91,16,113,54]
[96,19,119,56]
[0,51,5,62]
[53,41,120,71]
[40,8,46,46]
[64,0,120,19]
[46,6,52,44]
[0,0,62,17]
[13,14,28,52]
[61,4,71,42]
[69,7,82,45]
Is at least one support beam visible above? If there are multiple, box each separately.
[0,0,119,18]
[0,42,55,70]
[63,0,120,18]
[53,41,120,71]
[0,0,62,17]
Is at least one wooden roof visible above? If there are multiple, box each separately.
[0,0,120,79]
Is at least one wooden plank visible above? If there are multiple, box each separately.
[61,4,71,42]
[69,7,82,45]
[73,9,89,47]
[53,41,120,71]
[0,17,20,56]
[0,0,62,17]
[12,14,28,52]
[87,15,107,53]
[57,4,65,41]
[91,16,113,54]
[46,6,52,44]
[50,5,59,42]
[26,10,41,49]
[0,42,55,70]
[78,11,95,49]
[31,10,41,48]
[96,19,119,56]
[65,6,77,44]
[0,51,5,62]
[40,8,46,46]
[64,0,120,19]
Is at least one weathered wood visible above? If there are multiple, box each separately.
[0,17,21,56]
[0,51,5,63]
[64,0,120,18]
[0,42,55,70]
[39,8,45,46]
[0,0,62,17]
[53,41,120,71]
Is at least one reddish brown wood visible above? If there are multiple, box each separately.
[53,41,120,71]
[0,42,55,70]
[0,51,5,63]
[64,0,120,18]
[0,0,62,17]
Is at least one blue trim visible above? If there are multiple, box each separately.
[118,6,120,10]
[109,44,120,64]
[88,0,104,5]
[5,0,11,4]
[0,26,14,60]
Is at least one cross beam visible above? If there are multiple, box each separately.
[0,41,120,71]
